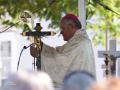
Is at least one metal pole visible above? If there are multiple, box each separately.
[78,0,86,29]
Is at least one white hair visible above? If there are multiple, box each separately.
[62,19,82,29]
[2,71,54,90]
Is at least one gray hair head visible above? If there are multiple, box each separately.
[62,19,82,29]
[63,70,96,90]
[2,71,54,90]
[61,14,82,29]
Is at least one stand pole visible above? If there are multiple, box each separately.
[36,48,41,70]
[34,23,42,70]
[104,54,109,77]
[104,30,109,77]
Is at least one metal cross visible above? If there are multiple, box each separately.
[98,39,120,76]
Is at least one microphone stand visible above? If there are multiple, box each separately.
[34,23,43,70]
[104,53,110,77]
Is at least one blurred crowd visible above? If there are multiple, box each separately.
[2,70,120,90]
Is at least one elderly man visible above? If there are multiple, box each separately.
[31,14,96,87]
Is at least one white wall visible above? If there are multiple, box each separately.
[0,32,33,75]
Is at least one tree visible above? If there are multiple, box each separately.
[0,0,78,29]
[87,0,120,45]
[0,0,120,44]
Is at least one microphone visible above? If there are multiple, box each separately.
[21,31,56,36]
[23,43,35,49]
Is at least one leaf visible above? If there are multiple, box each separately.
[23,24,31,32]
[0,0,119,45]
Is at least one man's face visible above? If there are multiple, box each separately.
[60,22,76,41]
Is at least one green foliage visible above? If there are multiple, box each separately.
[87,0,120,45]
[23,24,31,32]
[0,0,78,29]
[0,0,120,45]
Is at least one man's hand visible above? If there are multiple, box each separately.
[30,46,38,58]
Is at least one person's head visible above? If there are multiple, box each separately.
[63,70,96,90]
[2,71,54,90]
[91,77,120,90]
[60,14,82,41]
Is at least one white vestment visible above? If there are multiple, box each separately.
[41,29,96,87]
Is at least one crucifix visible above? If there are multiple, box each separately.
[98,39,120,76]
